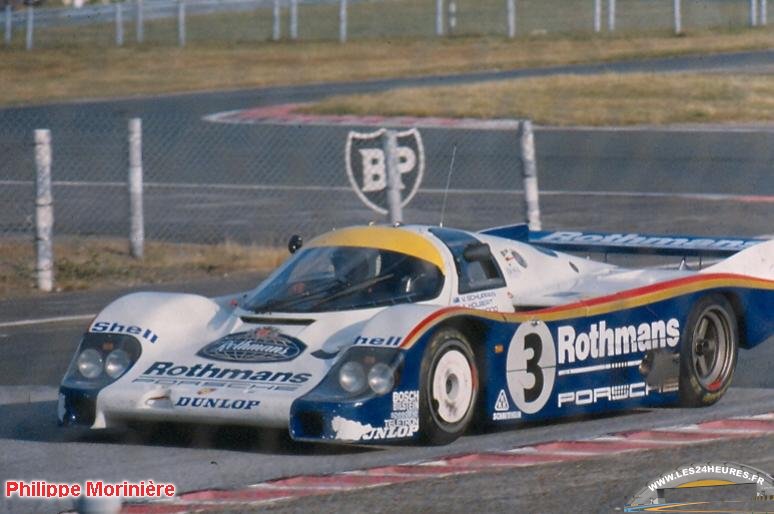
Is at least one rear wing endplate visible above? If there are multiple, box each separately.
[480,224,765,258]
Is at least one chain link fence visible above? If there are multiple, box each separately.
[0,108,531,249]
[1,0,769,50]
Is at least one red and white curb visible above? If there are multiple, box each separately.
[110,412,774,513]
[203,103,522,131]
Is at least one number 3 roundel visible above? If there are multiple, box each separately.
[506,321,557,414]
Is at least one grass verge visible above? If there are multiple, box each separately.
[301,72,774,126]
[0,28,772,107]
[0,238,284,298]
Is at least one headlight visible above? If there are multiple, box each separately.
[105,349,131,379]
[339,361,366,393]
[367,363,394,395]
[62,333,143,389]
[76,349,103,379]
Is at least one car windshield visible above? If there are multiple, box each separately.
[245,246,444,313]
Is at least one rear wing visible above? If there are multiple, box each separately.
[480,224,765,258]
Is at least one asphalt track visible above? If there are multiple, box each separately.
[1,51,773,513]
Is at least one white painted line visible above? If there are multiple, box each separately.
[735,413,774,420]
[622,438,700,446]
[3,179,773,203]
[660,424,767,435]
[0,314,94,329]
[536,124,774,134]
[530,449,602,456]
[506,447,539,454]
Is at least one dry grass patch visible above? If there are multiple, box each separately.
[0,29,773,106]
[302,73,774,126]
[0,238,284,297]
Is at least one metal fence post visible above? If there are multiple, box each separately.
[506,0,515,38]
[177,0,186,47]
[4,5,11,46]
[519,121,541,231]
[673,0,682,34]
[128,119,144,259]
[25,5,32,50]
[289,0,297,40]
[607,0,615,32]
[34,129,54,292]
[383,130,402,224]
[272,0,280,41]
[750,0,758,26]
[435,0,444,36]
[761,0,768,25]
[115,2,123,46]
[593,0,601,32]
[339,0,347,43]
[136,0,144,43]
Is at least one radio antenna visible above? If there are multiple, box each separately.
[439,145,457,227]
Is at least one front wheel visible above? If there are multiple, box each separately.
[419,329,478,445]
[679,294,738,407]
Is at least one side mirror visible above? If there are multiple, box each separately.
[462,242,491,262]
[288,234,303,254]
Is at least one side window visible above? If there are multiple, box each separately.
[429,228,506,294]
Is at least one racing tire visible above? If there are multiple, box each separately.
[419,329,479,445]
[679,294,738,407]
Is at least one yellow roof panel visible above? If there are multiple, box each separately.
[307,226,445,273]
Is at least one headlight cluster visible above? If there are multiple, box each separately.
[64,333,142,387]
[75,347,134,380]
[336,349,402,397]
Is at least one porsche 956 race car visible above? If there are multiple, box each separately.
[58,224,774,445]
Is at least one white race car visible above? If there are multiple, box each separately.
[59,224,774,444]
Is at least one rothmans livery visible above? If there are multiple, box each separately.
[58,223,774,445]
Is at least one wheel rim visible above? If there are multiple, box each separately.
[690,306,734,391]
[431,347,474,425]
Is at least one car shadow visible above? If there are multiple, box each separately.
[0,400,375,456]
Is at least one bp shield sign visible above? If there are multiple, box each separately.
[345,128,425,215]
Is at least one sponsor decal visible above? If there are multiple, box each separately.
[352,335,403,347]
[558,319,680,364]
[493,411,522,421]
[345,128,425,215]
[140,361,311,384]
[198,326,306,363]
[361,389,420,441]
[492,389,522,421]
[133,377,301,392]
[174,396,260,411]
[331,417,374,441]
[557,382,652,408]
[91,321,159,344]
[452,290,498,310]
[537,231,759,252]
[494,389,510,411]
[626,460,774,510]
[332,390,420,442]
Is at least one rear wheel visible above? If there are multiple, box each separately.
[679,294,738,407]
[419,329,478,445]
